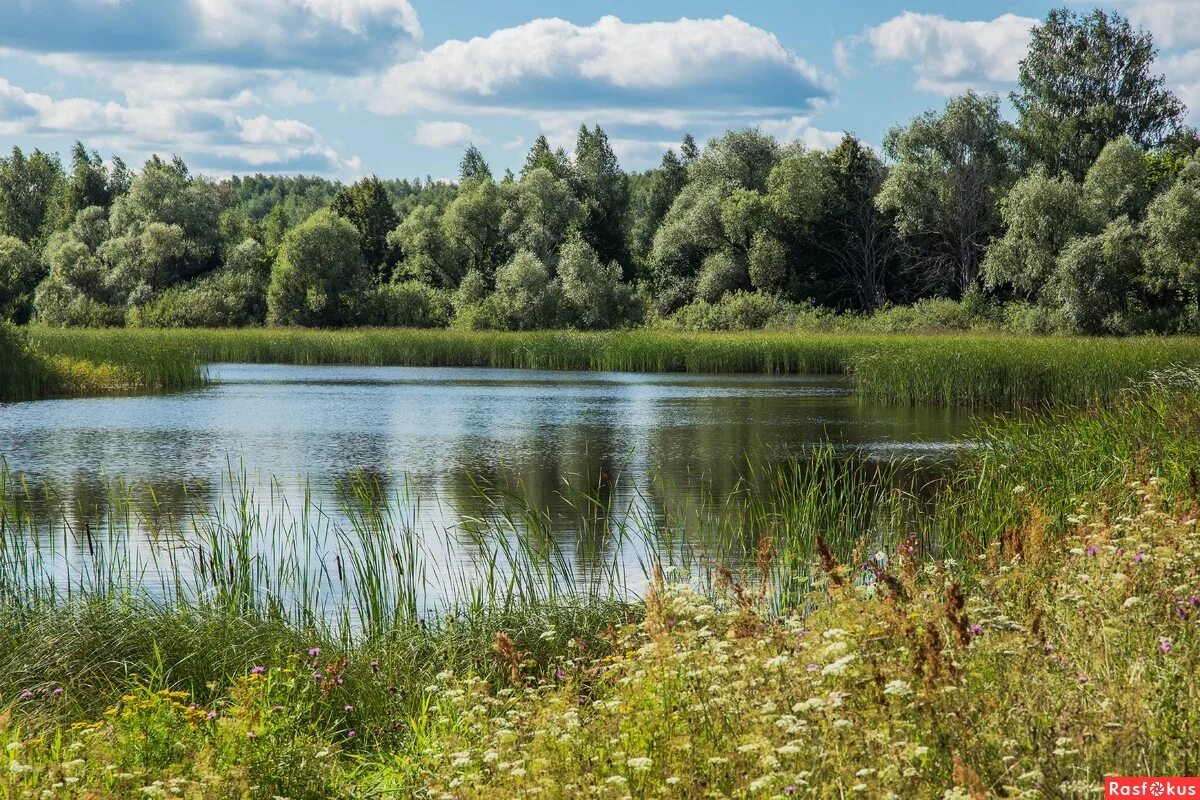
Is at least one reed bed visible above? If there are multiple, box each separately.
[23,326,1200,407]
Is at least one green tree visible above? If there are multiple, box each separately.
[330,176,399,280]
[1051,216,1143,333]
[1013,8,1186,179]
[0,236,41,321]
[504,168,580,265]
[573,125,630,273]
[442,178,506,281]
[558,236,633,329]
[878,92,1014,296]
[490,249,560,329]
[689,129,780,193]
[522,136,573,181]
[0,147,64,243]
[1082,136,1149,221]
[389,204,458,287]
[1143,152,1200,316]
[267,209,369,327]
[628,145,689,265]
[983,168,1089,297]
[816,135,898,310]
[459,145,493,184]
[109,155,221,281]
[59,142,119,223]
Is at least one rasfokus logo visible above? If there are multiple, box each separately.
[1107,778,1200,798]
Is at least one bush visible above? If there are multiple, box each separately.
[128,269,266,328]
[864,299,975,332]
[999,301,1069,335]
[666,290,791,331]
[364,281,453,328]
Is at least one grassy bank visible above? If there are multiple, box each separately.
[0,324,176,402]
[25,325,1200,406]
[0,378,1197,796]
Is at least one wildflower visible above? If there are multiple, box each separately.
[1087,546,1099,556]
[370,659,379,673]
[344,704,354,712]
[308,647,321,657]
[968,624,984,635]
[52,688,63,696]
[1013,485,1027,495]
[627,757,652,770]
[821,654,855,676]
[1134,552,1146,562]
[249,666,265,675]
[206,711,217,720]
[18,690,33,700]
[883,680,912,697]
[605,775,627,786]
[666,776,681,785]
[1160,638,1173,655]
[1123,596,1141,608]
[1076,673,1089,683]
[246,731,257,739]
[556,668,566,680]
[346,730,357,739]
[313,673,324,681]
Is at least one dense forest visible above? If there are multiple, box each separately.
[3,8,1200,335]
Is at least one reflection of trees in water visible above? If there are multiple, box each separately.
[2,473,213,536]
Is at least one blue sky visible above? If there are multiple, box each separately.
[1,1,1196,180]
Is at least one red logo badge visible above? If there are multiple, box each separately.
[1106,778,1200,798]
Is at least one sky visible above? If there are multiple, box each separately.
[1,0,1199,181]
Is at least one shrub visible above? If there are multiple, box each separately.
[365,281,453,328]
[128,268,266,328]
[667,290,791,331]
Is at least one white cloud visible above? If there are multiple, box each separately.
[758,116,845,150]
[502,136,526,151]
[0,75,356,175]
[412,120,485,148]
[1108,0,1200,50]
[0,0,421,72]
[354,15,831,120]
[844,12,1038,94]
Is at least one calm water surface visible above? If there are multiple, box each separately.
[0,364,977,611]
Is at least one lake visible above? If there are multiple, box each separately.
[0,364,977,616]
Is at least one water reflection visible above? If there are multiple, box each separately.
[0,364,977,615]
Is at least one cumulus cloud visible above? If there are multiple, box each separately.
[354,15,831,121]
[1108,0,1200,50]
[412,120,485,148]
[0,75,355,175]
[842,12,1038,94]
[0,0,421,72]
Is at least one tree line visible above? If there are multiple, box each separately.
[3,8,1200,335]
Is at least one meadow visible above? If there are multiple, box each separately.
[16,324,1200,406]
[1,370,1198,797]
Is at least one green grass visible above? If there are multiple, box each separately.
[23,325,1200,407]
